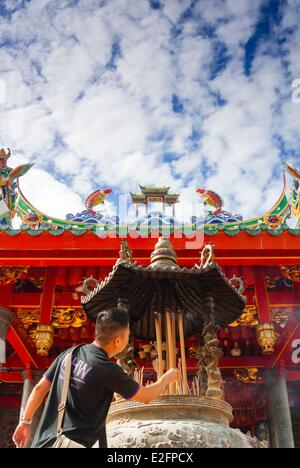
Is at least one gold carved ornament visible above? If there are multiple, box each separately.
[233,368,262,384]
[0,267,29,286]
[229,305,258,328]
[51,307,87,328]
[18,307,87,329]
[281,265,300,283]
[271,308,292,329]
[18,307,87,331]
[17,307,88,356]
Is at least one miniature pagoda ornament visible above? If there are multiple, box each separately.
[0,148,33,227]
[130,185,180,217]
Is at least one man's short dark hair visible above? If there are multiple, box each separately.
[95,307,129,343]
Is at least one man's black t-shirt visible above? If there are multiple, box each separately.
[31,344,140,448]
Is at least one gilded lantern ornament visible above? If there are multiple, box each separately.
[35,324,54,356]
[256,323,277,355]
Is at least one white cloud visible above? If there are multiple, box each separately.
[0,0,299,223]
[18,167,84,219]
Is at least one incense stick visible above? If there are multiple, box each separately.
[171,313,177,369]
[166,310,176,394]
[190,376,201,396]
[133,367,145,386]
[178,313,189,394]
[155,313,163,379]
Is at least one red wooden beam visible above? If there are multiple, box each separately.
[0,231,299,266]
[269,291,300,307]
[7,326,38,369]
[286,370,300,381]
[39,267,57,324]
[220,356,272,369]
[8,290,300,310]
[254,266,272,323]
[10,292,82,308]
[0,371,23,383]
[0,255,299,267]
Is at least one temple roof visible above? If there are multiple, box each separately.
[130,185,180,203]
[140,185,171,194]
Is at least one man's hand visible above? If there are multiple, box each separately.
[132,368,181,404]
[13,423,31,449]
[161,368,181,386]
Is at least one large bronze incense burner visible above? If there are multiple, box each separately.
[83,238,267,448]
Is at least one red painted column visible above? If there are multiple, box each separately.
[254,266,272,323]
[39,267,57,324]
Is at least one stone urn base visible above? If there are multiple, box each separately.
[106,396,268,448]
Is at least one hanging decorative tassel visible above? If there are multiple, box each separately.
[0,338,6,364]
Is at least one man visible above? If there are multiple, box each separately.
[13,307,180,448]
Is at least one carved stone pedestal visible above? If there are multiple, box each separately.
[106,395,267,448]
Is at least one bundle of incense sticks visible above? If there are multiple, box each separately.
[173,358,189,395]
[133,366,144,386]
[176,359,185,395]
[191,376,201,396]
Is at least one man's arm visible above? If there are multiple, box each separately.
[13,377,51,448]
[131,368,180,404]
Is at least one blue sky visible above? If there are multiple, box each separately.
[0,0,299,220]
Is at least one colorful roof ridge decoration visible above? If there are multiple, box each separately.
[192,210,244,225]
[65,210,119,225]
[84,188,112,215]
[15,171,293,232]
[196,189,224,214]
[192,173,290,228]
[2,222,300,237]
[0,147,298,236]
[0,148,33,227]
[285,163,300,225]
[285,163,300,180]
